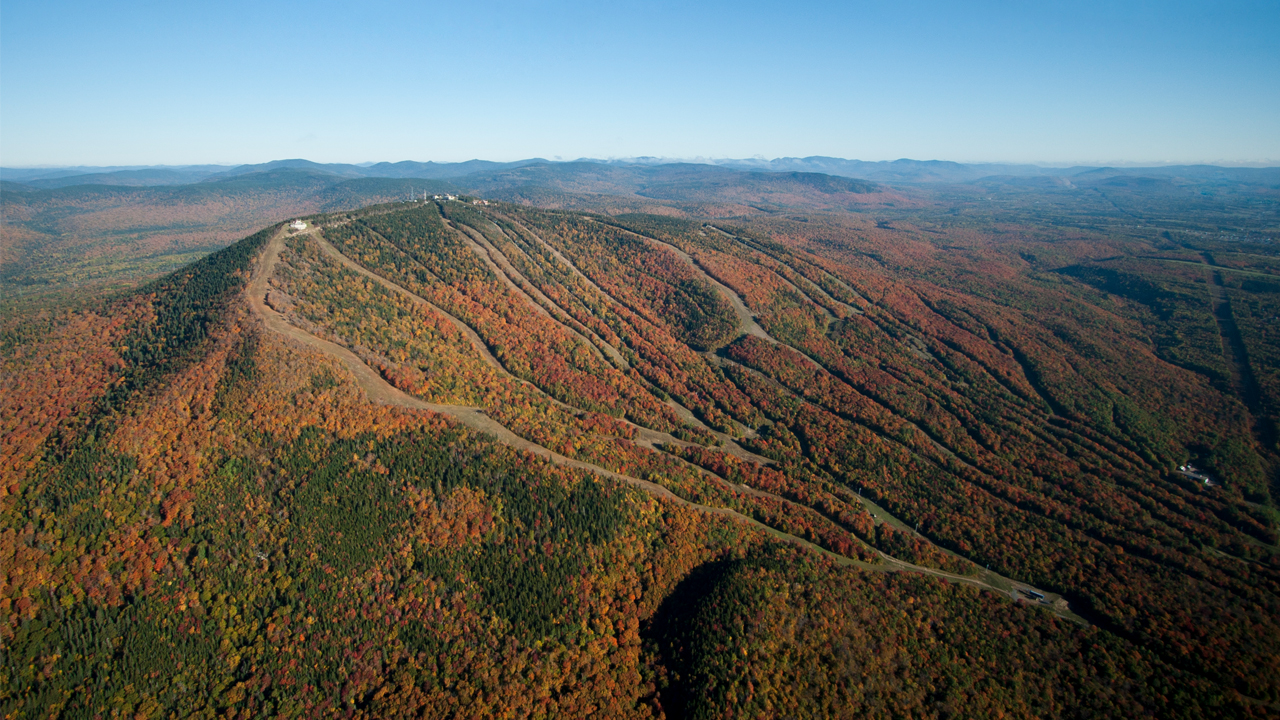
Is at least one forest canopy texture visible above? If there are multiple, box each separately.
[2,166,1279,718]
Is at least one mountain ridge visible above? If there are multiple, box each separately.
[6,156,1277,189]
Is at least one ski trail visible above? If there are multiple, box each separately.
[250,225,1077,620]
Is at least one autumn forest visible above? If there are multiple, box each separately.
[2,164,1279,718]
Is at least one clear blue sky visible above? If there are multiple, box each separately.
[2,0,1277,167]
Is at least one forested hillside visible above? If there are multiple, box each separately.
[0,172,456,317]
[2,187,1278,717]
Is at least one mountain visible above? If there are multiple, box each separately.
[8,156,1277,318]
[1067,164,1280,185]
[452,161,884,212]
[709,156,1064,182]
[10,157,1276,191]
[201,158,371,179]
[16,168,226,189]
[359,158,550,179]
[0,158,548,188]
[0,170,459,312]
[3,185,1278,716]
[684,157,1280,185]
[0,164,231,184]
[0,163,890,313]
[201,157,550,181]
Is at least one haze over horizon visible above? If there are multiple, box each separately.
[6,155,1280,173]
[2,0,1278,167]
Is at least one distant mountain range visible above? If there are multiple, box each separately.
[5,156,1277,189]
[0,159,546,189]
[0,161,888,301]
[707,157,1280,185]
[4,154,1275,313]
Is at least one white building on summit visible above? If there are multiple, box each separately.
[290,220,307,231]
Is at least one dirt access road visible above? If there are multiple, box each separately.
[312,228,769,466]
[247,226,794,517]
[247,224,1077,620]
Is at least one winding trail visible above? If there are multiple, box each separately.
[668,226,988,471]
[608,223,775,342]
[482,211,774,458]
[308,229,612,425]
[496,217,1009,495]
[483,218,631,363]
[311,232,509,375]
[707,351,973,475]
[448,221,569,326]
[309,229,773,467]
[256,231,679,484]
[600,220,830,378]
[493,212,619,306]
[453,219,627,369]
[706,224,864,318]
[252,234,869,565]
[250,224,1076,620]
[556,220,1084,611]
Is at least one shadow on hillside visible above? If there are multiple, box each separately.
[640,557,740,719]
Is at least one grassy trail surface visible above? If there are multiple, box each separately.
[249,224,1078,620]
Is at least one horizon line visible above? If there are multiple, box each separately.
[4,156,1279,171]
